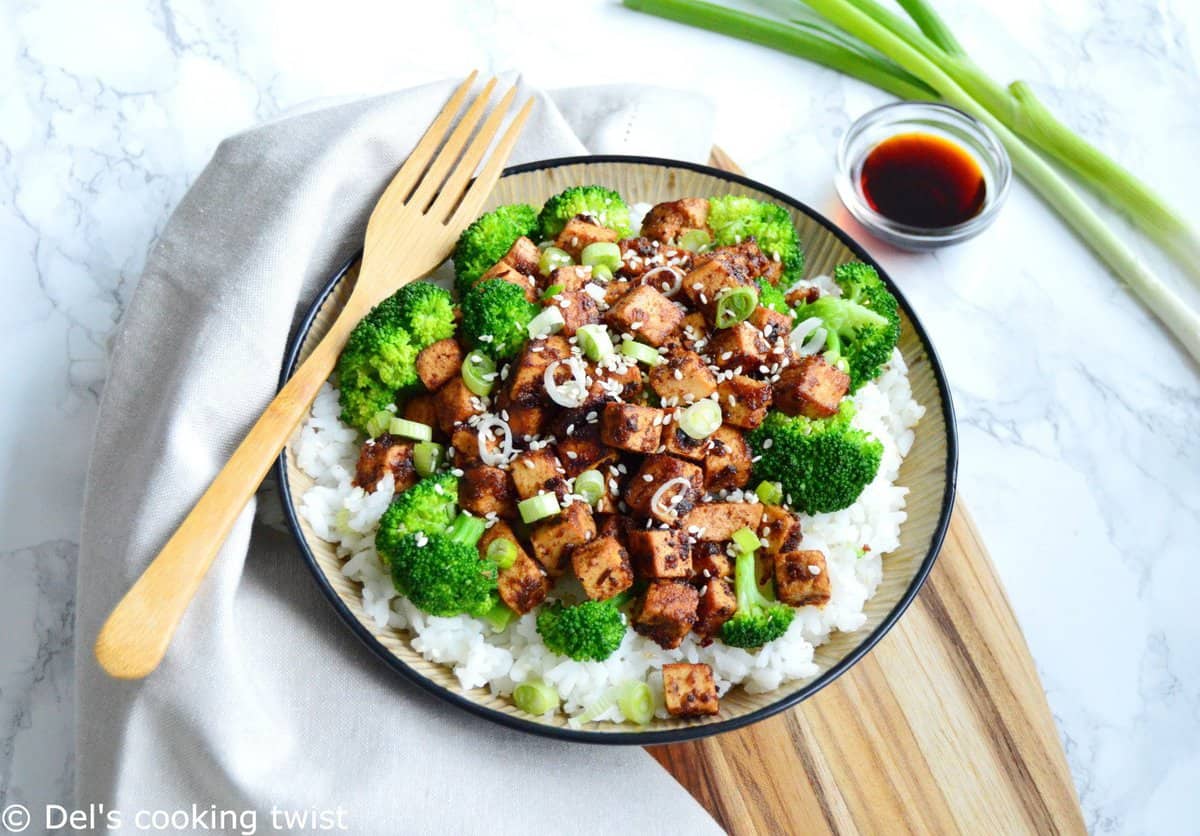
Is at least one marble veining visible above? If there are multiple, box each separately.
[2,0,1199,832]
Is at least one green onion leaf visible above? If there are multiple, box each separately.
[461,350,497,397]
[755,480,784,506]
[365,409,394,438]
[620,339,663,367]
[732,526,761,556]
[574,470,606,507]
[486,538,518,570]
[591,263,614,283]
[677,229,712,252]
[617,681,655,725]
[413,442,444,476]
[513,680,559,715]
[527,306,566,339]
[576,324,615,361]
[679,399,722,440]
[540,283,565,300]
[538,246,573,277]
[518,492,561,524]
[581,241,622,270]
[714,286,759,329]
[387,417,433,442]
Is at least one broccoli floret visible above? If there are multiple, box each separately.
[452,203,539,295]
[537,185,633,240]
[536,591,633,662]
[393,281,456,349]
[388,513,498,617]
[336,295,421,432]
[747,403,882,514]
[460,279,537,360]
[720,532,795,648]
[796,262,900,390]
[707,195,804,283]
[757,277,789,314]
[375,472,459,565]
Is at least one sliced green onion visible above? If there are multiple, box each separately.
[617,681,655,725]
[540,283,565,300]
[486,538,518,570]
[732,526,761,556]
[581,241,622,270]
[620,339,663,367]
[714,286,759,328]
[756,480,784,506]
[518,492,561,524]
[366,409,394,438]
[677,229,712,252]
[461,350,497,397]
[571,690,618,727]
[481,601,516,633]
[679,399,722,440]
[576,324,614,362]
[591,263,614,283]
[388,417,433,442]
[413,442,444,476]
[528,306,566,339]
[538,246,573,277]
[574,470,605,507]
[513,680,559,715]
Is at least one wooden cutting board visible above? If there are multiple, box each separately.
[647,149,1085,835]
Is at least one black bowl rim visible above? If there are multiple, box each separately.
[275,154,959,746]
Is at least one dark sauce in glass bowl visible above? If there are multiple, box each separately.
[859,132,986,228]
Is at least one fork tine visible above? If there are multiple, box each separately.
[407,76,498,211]
[372,71,478,212]
[446,96,535,227]
[428,84,518,220]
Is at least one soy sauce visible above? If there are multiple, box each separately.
[859,132,986,228]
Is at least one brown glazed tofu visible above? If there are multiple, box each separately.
[760,506,803,556]
[627,528,692,579]
[557,436,620,478]
[353,435,417,491]
[507,336,571,407]
[458,465,517,519]
[449,425,489,467]
[775,550,832,608]
[511,447,568,501]
[480,522,549,615]
[634,581,699,650]
[787,285,821,307]
[773,355,850,419]
[500,235,541,276]
[548,290,600,337]
[682,248,755,323]
[503,402,551,439]
[403,393,440,435]
[649,350,717,404]
[585,360,644,407]
[571,536,634,601]
[416,338,464,391]
[640,198,710,244]
[529,501,596,577]
[691,541,733,580]
[704,425,753,491]
[694,579,737,638]
[662,423,712,462]
[662,662,720,717]
[616,237,694,281]
[595,512,626,540]
[681,502,763,542]
[717,375,773,430]
[600,403,664,454]
[555,215,620,260]
[548,264,595,293]
[434,377,483,434]
[624,455,703,524]
[676,311,710,353]
[603,280,633,307]
[479,260,539,303]
[605,285,683,347]
[708,322,771,373]
[749,305,794,342]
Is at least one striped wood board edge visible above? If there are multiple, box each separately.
[646,148,1085,836]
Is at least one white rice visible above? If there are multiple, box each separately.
[293,349,923,722]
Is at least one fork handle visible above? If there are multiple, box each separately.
[94,296,368,679]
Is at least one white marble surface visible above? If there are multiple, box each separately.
[2,0,1198,831]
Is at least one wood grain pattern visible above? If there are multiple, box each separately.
[647,150,1085,835]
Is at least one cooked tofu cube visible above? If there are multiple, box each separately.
[748,305,794,342]
[662,422,712,462]
[434,377,483,434]
[479,260,539,302]
[480,522,549,615]
[555,215,620,260]
[459,465,517,519]
[507,336,571,407]
[502,235,541,276]
[616,236,692,281]
[449,425,489,467]
[600,403,664,454]
[529,501,596,577]
[511,447,568,501]
[503,402,551,439]
[353,435,417,491]
[605,285,683,347]
[416,338,464,391]
[708,322,771,373]
[717,375,772,430]
[545,290,600,337]
[704,425,754,491]
[557,437,620,478]
[787,285,821,307]
[681,502,763,542]
[682,248,755,324]
[640,198,710,245]
[624,454,704,524]
[676,311,710,353]
[691,541,733,580]
[760,506,803,556]
[403,393,441,436]
[649,350,717,404]
[595,512,626,540]
[772,355,850,419]
[662,662,720,717]
[548,264,595,293]
[571,535,634,601]
[585,360,644,407]
[627,528,692,579]
[694,579,736,638]
[775,549,832,608]
[634,582,699,650]
[603,279,633,307]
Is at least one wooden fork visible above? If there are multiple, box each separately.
[94,73,534,679]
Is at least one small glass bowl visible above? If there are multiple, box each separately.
[835,102,1011,251]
